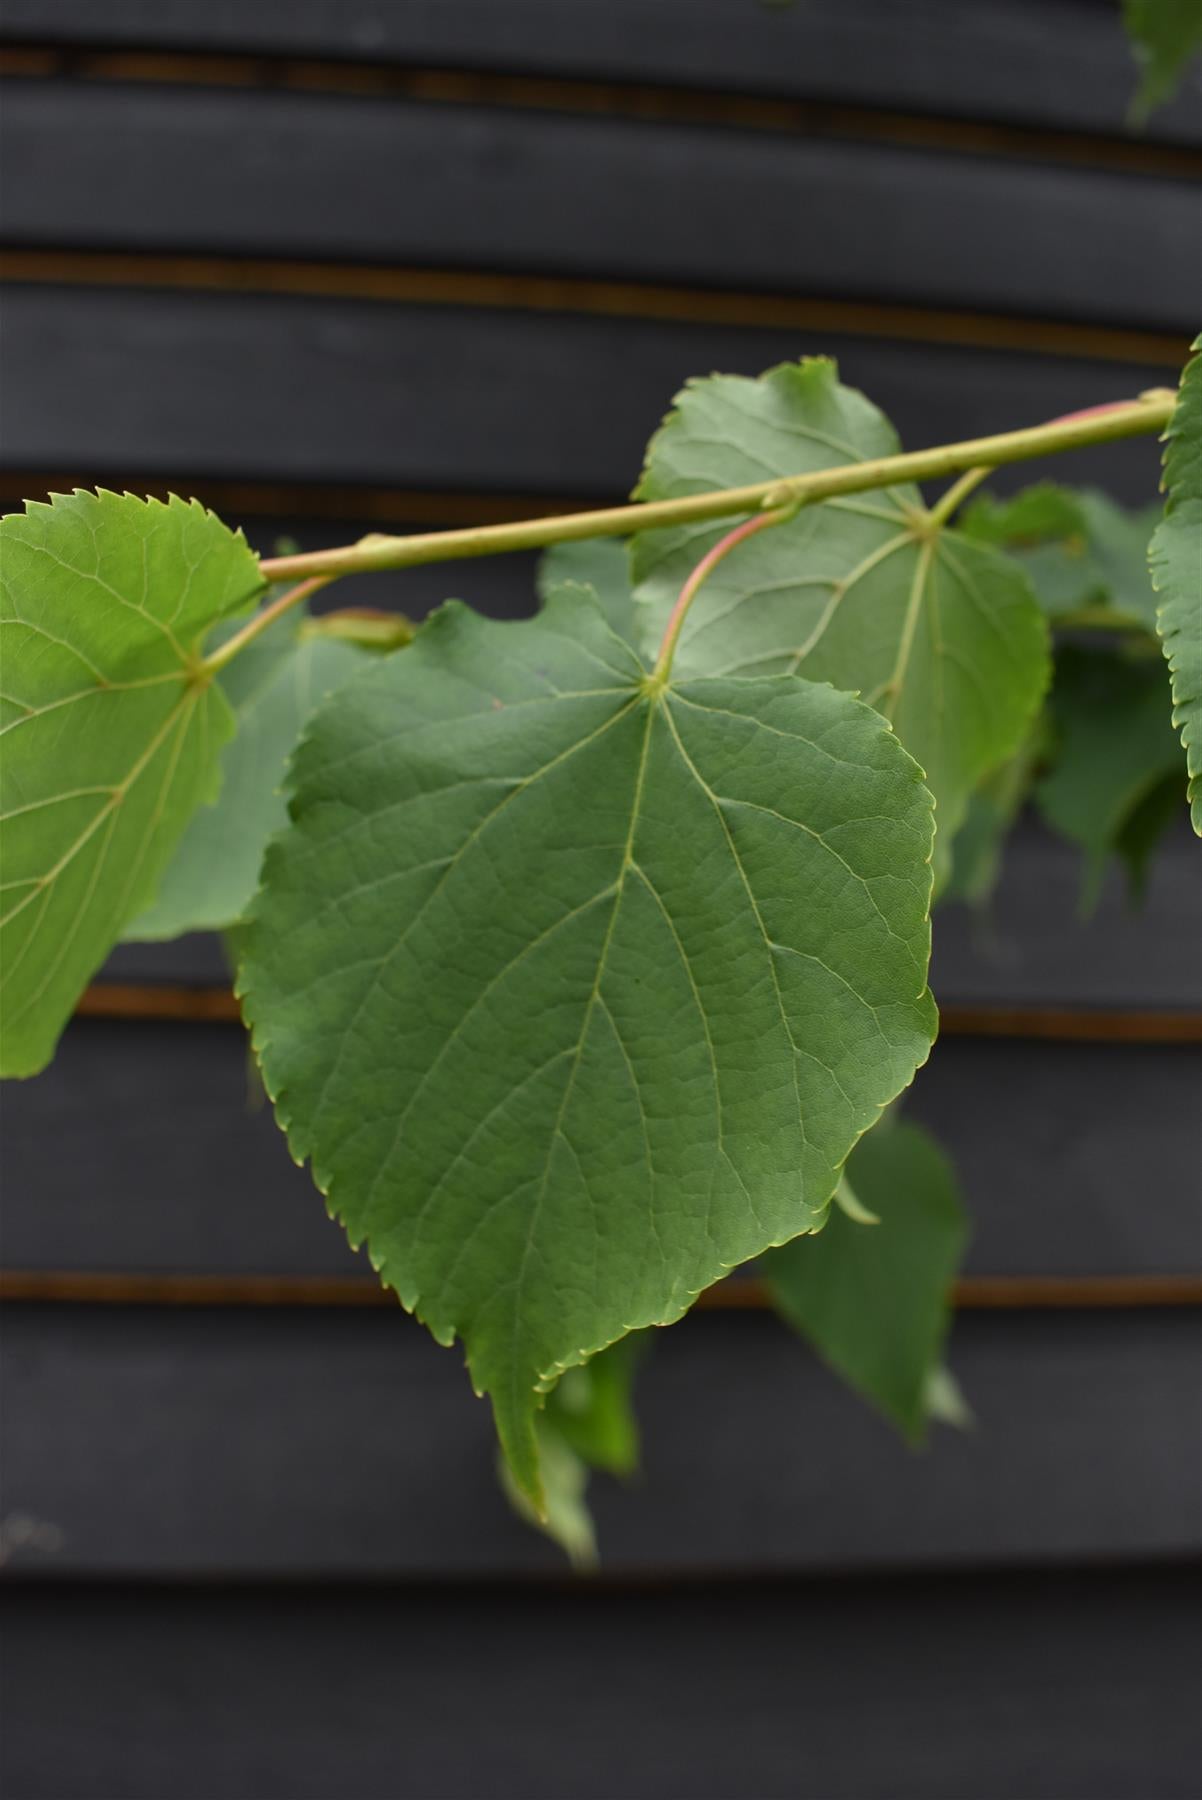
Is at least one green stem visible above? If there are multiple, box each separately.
[259,390,1171,586]
[210,389,1172,669]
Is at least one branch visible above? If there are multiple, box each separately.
[206,388,1173,669]
[258,389,1174,588]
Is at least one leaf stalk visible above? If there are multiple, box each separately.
[653,507,793,680]
[201,576,333,675]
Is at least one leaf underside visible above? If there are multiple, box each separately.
[537,539,638,648]
[1037,646,1183,908]
[1149,335,1202,835]
[0,490,263,1075]
[631,359,1050,873]
[127,605,370,939]
[239,588,938,1505]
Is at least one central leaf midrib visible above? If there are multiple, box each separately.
[505,691,660,1381]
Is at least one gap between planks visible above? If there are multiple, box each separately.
[2,44,1200,182]
[73,982,1202,1044]
[0,249,1185,370]
[1,1269,1198,1311]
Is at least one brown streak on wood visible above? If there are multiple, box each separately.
[0,1269,1197,1311]
[75,984,242,1023]
[72,983,1202,1044]
[938,1005,1202,1044]
[2,46,1200,180]
[0,249,1184,369]
[0,474,594,529]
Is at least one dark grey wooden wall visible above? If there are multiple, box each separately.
[1,5,1200,1796]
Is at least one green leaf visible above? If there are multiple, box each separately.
[537,539,639,647]
[126,605,371,940]
[631,359,1049,869]
[1074,491,1163,628]
[1123,0,1202,119]
[239,588,938,1506]
[1036,645,1184,907]
[963,484,1161,625]
[941,711,1050,909]
[1149,334,1202,834]
[544,1331,644,1477]
[924,1363,974,1432]
[960,483,1086,549]
[499,1422,598,1568]
[1115,769,1187,899]
[763,1119,968,1442]
[502,1334,645,1565]
[0,490,263,1076]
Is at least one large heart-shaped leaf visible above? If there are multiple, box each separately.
[0,490,263,1075]
[239,588,938,1503]
[631,360,1050,865]
[1149,335,1202,834]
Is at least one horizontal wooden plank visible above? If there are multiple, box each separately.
[1,1304,1197,1577]
[932,816,1202,1009]
[4,49,1202,184]
[3,83,1197,330]
[2,0,1198,144]
[3,1019,1198,1281]
[0,285,1174,501]
[3,1569,1200,1800]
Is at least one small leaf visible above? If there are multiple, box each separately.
[963,483,1161,625]
[1123,0,1202,119]
[1149,334,1202,834]
[502,1334,645,1564]
[537,539,639,647]
[941,711,1050,910]
[763,1119,968,1442]
[126,603,372,940]
[1036,646,1184,907]
[499,1424,598,1568]
[832,1173,880,1226]
[632,359,1049,867]
[924,1364,974,1432]
[0,490,263,1075]
[240,588,937,1505]
[960,483,1087,549]
[544,1332,644,1477]
[1114,770,1187,899]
